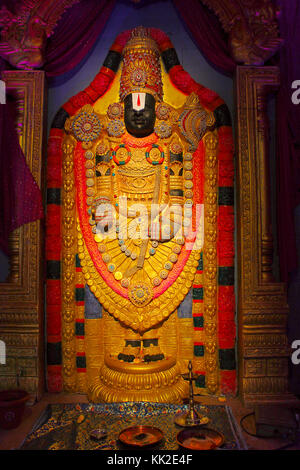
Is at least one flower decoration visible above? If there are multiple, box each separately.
[96,143,108,155]
[129,282,153,306]
[107,102,124,120]
[112,144,131,165]
[107,119,125,137]
[72,111,101,142]
[130,68,147,87]
[154,122,172,139]
[145,144,164,165]
[170,142,183,155]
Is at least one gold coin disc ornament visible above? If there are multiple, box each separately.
[128,282,153,306]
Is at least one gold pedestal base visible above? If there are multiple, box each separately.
[88,356,188,403]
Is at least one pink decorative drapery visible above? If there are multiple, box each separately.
[0,101,43,254]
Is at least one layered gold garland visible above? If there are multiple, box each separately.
[77,226,201,333]
[59,64,220,399]
[61,134,77,392]
[203,130,219,394]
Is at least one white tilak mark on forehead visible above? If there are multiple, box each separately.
[132,93,146,111]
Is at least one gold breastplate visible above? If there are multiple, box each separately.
[117,148,157,202]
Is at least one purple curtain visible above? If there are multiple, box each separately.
[45,0,116,77]
[172,0,235,77]
[275,0,300,282]
[0,0,116,255]
[0,101,44,254]
[174,0,300,282]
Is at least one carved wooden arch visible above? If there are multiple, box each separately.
[0,0,282,69]
[200,0,282,65]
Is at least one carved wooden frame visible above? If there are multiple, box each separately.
[0,71,46,400]
[235,66,291,404]
[0,0,281,69]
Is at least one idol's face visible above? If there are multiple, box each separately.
[124,93,156,138]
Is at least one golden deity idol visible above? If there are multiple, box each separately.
[46,27,235,402]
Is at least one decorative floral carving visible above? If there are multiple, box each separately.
[107,119,125,137]
[154,122,172,139]
[201,0,282,65]
[0,0,80,69]
[0,1,282,70]
[107,103,124,120]
[72,111,102,142]
[129,282,153,306]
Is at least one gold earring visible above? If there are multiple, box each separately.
[155,102,170,121]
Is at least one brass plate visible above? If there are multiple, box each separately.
[118,425,164,448]
[176,427,224,450]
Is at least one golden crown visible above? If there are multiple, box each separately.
[120,26,163,101]
[122,26,160,55]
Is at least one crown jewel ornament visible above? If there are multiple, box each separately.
[120,26,163,102]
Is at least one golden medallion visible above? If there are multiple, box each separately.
[129,282,153,306]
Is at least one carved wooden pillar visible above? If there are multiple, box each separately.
[236,66,292,404]
[0,71,46,401]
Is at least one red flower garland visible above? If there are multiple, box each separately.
[46,27,236,395]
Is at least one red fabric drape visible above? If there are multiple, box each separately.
[0,101,43,254]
